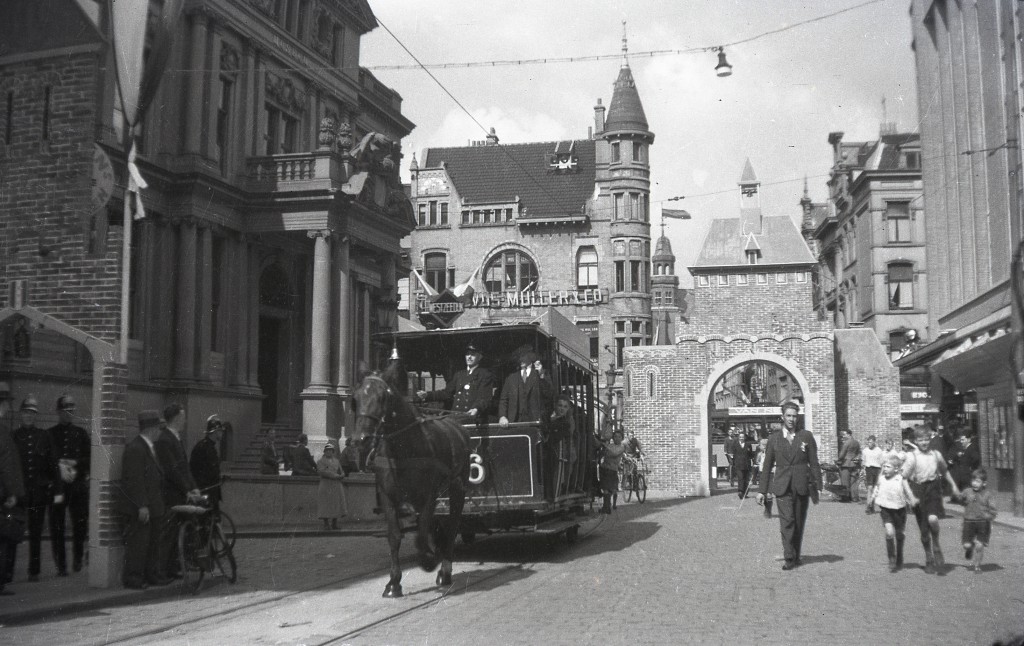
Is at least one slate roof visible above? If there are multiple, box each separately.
[653,234,675,260]
[604,66,649,133]
[0,0,103,56]
[422,140,597,219]
[875,133,920,170]
[692,215,816,269]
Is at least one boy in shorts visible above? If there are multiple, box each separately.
[867,454,917,571]
[861,435,885,513]
[902,425,961,573]
[960,468,997,572]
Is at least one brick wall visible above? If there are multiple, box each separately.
[833,328,902,452]
[0,51,123,340]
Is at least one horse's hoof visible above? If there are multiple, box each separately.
[382,583,404,598]
[436,571,452,587]
[418,553,439,572]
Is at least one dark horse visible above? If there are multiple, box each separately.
[353,360,472,598]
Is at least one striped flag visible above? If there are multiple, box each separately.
[662,208,691,219]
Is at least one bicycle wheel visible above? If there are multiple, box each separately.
[218,510,237,550]
[211,523,237,584]
[178,520,205,595]
[622,468,633,502]
[636,473,647,504]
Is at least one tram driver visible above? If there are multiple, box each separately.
[416,343,496,425]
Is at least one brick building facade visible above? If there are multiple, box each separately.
[1,0,414,585]
[623,162,900,495]
[405,57,680,405]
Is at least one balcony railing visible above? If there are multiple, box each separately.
[245,150,342,192]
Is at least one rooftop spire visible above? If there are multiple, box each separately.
[621,20,629,68]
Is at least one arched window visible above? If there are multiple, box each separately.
[647,370,656,398]
[577,247,598,289]
[887,262,913,310]
[424,252,449,292]
[484,249,538,293]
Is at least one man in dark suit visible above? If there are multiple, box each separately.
[118,411,169,589]
[417,343,496,425]
[498,350,553,427]
[756,401,821,570]
[155,403,200,578]
[48,394,91,574]
[733,433,754,499]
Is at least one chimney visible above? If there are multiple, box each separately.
[594,98,605,135]
[486,127,499,145]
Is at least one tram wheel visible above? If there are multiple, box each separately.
[565,525,579,545]
[636,474,647,504]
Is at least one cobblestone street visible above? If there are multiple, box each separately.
[3,491,1022,645]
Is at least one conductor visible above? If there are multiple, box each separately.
[755,400,821,570]
[416,343,496,424]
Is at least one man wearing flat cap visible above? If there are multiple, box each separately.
[11,394,63,581]
[48,394,91,574]
[498,350,554,427]
[417,343,496,425]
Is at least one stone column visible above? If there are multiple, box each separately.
[301,230,340,455]
[196,224,213,380]
[184,11,210,156]
[334,237,352,439]
[233,233,250,386]
[361,284,371,366]
[175,219,197,380]
[247,243,261,387]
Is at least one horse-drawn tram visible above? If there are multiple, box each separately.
[372,308,601,545]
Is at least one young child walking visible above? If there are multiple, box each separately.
[902,425,961,573]
[867,454,917,571]
[959,468,997,572]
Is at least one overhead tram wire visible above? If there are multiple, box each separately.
[366,0,889,72]
[374,17,584,220]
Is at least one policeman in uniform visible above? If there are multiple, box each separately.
[12,395,62,580]
[48,394,90,574]
[416,343,496,424]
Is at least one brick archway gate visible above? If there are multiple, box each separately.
[624,332,838,497]
[0,304,127,587]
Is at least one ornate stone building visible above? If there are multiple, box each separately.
[0,0,413,584]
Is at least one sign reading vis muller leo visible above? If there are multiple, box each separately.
[469,288,608,308]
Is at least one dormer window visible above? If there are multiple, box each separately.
[746,250,761,264]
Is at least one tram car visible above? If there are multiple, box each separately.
[374,308,601,543]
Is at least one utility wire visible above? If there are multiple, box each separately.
[366,0,888,72]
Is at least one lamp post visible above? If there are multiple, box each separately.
[604,344,618,431]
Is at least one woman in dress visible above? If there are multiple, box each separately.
[316,443,347,529]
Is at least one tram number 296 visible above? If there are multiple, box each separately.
[468,453,485,485]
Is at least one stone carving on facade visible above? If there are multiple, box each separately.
[220,43,240,74]
[318,116,336,150]
[311,6,335,59]
[336,119,354,155]
[349,132,394,167]
[247,0,277,18]
[265,71,307,114]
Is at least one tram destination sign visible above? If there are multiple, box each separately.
[469,288,608,309]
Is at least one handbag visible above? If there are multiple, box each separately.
[0,506,27,543]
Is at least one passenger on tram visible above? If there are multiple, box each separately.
[541,394,574,500]
[416,343,496,425]
[497,351,554,427]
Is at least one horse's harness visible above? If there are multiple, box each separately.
[357,375,460,476]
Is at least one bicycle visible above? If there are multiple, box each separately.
[620,454,648,504]
[172,496,237,595]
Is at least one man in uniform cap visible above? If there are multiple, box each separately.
[48,394,91,574]
[11,395,63,580]
[189,415,225,510]
[118,411,169,589]
[417,343,496,425]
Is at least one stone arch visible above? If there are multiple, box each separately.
[695,351,814,496]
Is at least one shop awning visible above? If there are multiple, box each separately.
[929,322,1015,391]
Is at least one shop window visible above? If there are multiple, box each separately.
[577,247,598,289]
[887,262,914,309]
[483,249,538,292]
[424,252,448,292]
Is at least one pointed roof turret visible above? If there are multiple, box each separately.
[604,66,650,133]
[739,158,759,187]
[653,234,675,261]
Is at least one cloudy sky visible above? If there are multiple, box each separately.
[360,0,918,286]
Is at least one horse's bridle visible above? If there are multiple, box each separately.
[357,375,426,445]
